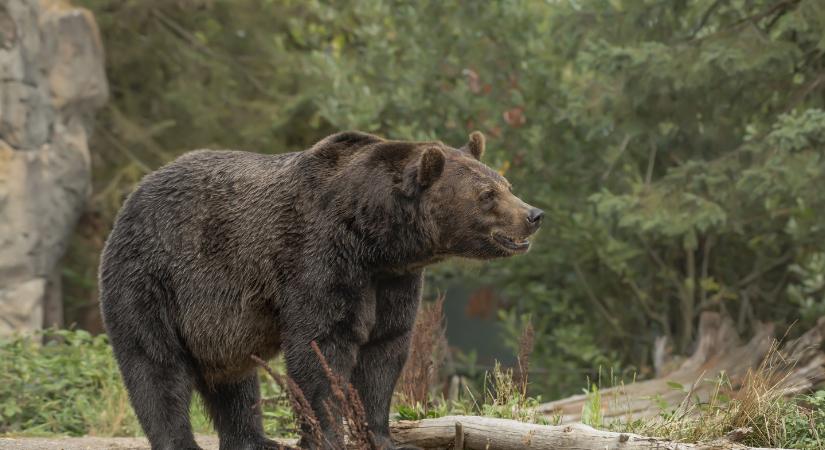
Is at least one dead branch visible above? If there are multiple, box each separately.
[390,416,788,450]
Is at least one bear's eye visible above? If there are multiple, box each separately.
[479,190,496,202]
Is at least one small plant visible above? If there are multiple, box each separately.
[784,390,825,450]
[394,399,452,421]
[479,361,548,424]
[580,382,603,428]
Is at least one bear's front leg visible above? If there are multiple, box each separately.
[282,334,360,448]
[350,272,424,450]
[280,287,368,449]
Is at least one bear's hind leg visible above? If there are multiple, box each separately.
[199,373,281,450]
[117,347,201,450]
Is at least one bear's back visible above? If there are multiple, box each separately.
[101,149,305,293]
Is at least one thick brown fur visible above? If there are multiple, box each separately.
[99,131,543,450]
[463,130,485,160]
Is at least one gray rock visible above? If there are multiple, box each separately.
[0,0,107,336]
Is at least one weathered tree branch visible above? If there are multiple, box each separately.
[390,416,787,450]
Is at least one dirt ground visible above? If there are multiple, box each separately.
[0,435,300,450]
[0,434,305,450]
[0,435,225,450]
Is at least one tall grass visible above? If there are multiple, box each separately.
[603,345,825,449]
[396,295,447,411]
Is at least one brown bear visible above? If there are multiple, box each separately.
[99,131,543,450]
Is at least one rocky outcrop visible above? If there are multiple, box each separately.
[0,0,107,335]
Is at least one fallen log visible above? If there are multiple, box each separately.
[538,312,825,423]
[389,415,786,450]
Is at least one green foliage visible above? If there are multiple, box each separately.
[492,0,825,396]
[785,390,825,450]
[580,383,603,429]
[392,361,549,425]
[477,362,548,424]
[0,330,296,437]
[67,0,825,398]
[394,401,453,421]
[0,330,140,436]
[788,254,825,324]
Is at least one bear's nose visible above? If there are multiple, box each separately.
[527,207,544,225]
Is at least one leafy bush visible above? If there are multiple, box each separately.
[0,330,296,437]
[0,329,140,436]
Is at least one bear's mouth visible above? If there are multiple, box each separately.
[492,233,530,253]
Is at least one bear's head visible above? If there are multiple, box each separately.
[309,131,543,265]
[406,132,544,260]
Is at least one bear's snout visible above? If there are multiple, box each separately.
[526,207,544,228]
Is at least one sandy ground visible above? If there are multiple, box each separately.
[0,435,220,450]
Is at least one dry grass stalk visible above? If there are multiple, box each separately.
[309,341,379,449]
[621,340,796,447]
[253,343,383,450]
[516,320,535,399]
[726,341,795,447]
[251,354,322,448]
[397,295,447,407]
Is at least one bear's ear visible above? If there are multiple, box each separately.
[461,131,485,160]
[416,146,446,189]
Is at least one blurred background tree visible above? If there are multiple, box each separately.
[65,0,825,398]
